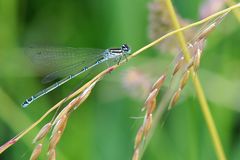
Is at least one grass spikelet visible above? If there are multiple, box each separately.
[72,80,96,110]
[30,143,42,160]
[169,88,182,110]
[132,148,139,160]
[53,80,98,125]
[180,70,190,89]
[132,73,167,160]
[143,114,153,136]
[146,98,157,116]
[51,114,69,138]
[45,82,98,157]
[33,123,52,143]
[151,74,166,91]
[143,89,158,112]
[48,131,62,152]
[47,112,70,157]
[132,73,166,160]
[197,11,229,41]
[193,48,202,71]
[172,56,185,76]
[143,74,166,112]
[134,127,144,149]
[48,149,56,160]
[32,79,99,158]
[197,23,216,40]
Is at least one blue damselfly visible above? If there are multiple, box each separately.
[22,44,131,107]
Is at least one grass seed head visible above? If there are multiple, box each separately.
[173,56,185,76]
[143,88,158,112]
[49,131,62,151]
[193,48,202,71]
[132,148,139,160]
[143,114,152,136]
[146,99,157,116]
[52,114,69,137]
[48,149,56,160]
[53,82,97,125]
[73,80,98,110]
[30,143,43,160]
[134,126,144,149]
[151,74,166,91]
[33,123,52,143]
[180,70,190,89]
[197,23,216,40]
[169,88,182,109]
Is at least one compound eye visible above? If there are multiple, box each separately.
[122,44,130,52]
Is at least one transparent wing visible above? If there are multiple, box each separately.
[25,47,105,83]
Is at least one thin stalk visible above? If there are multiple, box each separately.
[165,0,226,160]
[226,0,240,22]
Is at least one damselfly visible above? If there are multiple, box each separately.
[22,44,131,108]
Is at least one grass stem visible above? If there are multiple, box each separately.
[165,0,227,159]
[226,0,240,22]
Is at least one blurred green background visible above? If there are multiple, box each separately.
[0,0,240,159]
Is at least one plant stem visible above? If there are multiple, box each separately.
[226,0,240,22]
[165,0,226,159]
